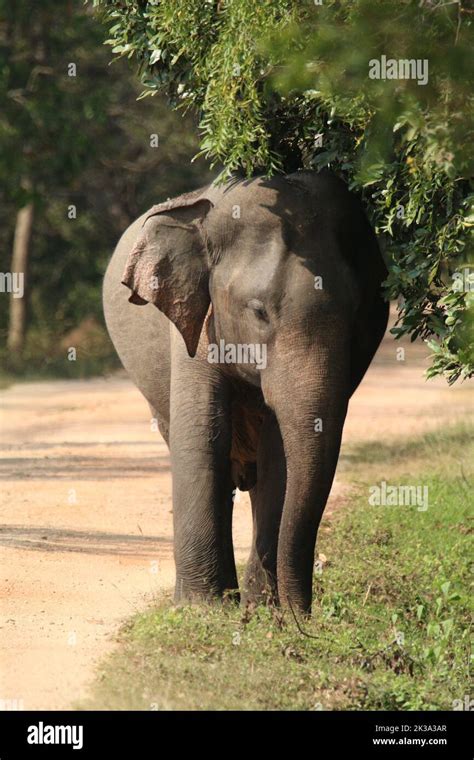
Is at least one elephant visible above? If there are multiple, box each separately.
[103,169,388,615]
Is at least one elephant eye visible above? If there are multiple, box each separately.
[247,298,268,321]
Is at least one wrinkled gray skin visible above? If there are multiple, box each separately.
[103,170,388,614]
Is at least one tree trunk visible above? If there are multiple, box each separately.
[7,200,34,354]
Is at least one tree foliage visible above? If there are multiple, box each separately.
[0,0,209,375]
[96,0,473,382]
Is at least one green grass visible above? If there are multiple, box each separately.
[82,426,473,711]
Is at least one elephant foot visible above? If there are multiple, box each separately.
[241,562,278,609]
[174,576,239,606]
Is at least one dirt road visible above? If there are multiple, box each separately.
[1,323,472,709]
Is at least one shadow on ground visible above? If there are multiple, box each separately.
[0,525,171,556]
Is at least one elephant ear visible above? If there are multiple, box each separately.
[121,194,213,357]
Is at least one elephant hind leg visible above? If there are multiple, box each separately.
[230,392,264,491]
[242,412,286,608]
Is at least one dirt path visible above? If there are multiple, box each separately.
[1,320,472,710]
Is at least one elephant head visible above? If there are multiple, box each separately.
[121,170,387,613]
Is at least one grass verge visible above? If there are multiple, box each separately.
[82,425,473,711]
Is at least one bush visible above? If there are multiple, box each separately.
[95,0,474,382]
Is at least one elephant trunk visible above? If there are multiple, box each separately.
[262,336,349,614]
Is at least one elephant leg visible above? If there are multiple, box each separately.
[170,341,238,603]
[242,412,286,607]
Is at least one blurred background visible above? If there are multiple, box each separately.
[0,1,211,382]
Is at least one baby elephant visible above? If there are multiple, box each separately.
[103,170,388,614]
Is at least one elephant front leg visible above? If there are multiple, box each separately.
[242,413,286,608]
[170,357,237,603]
